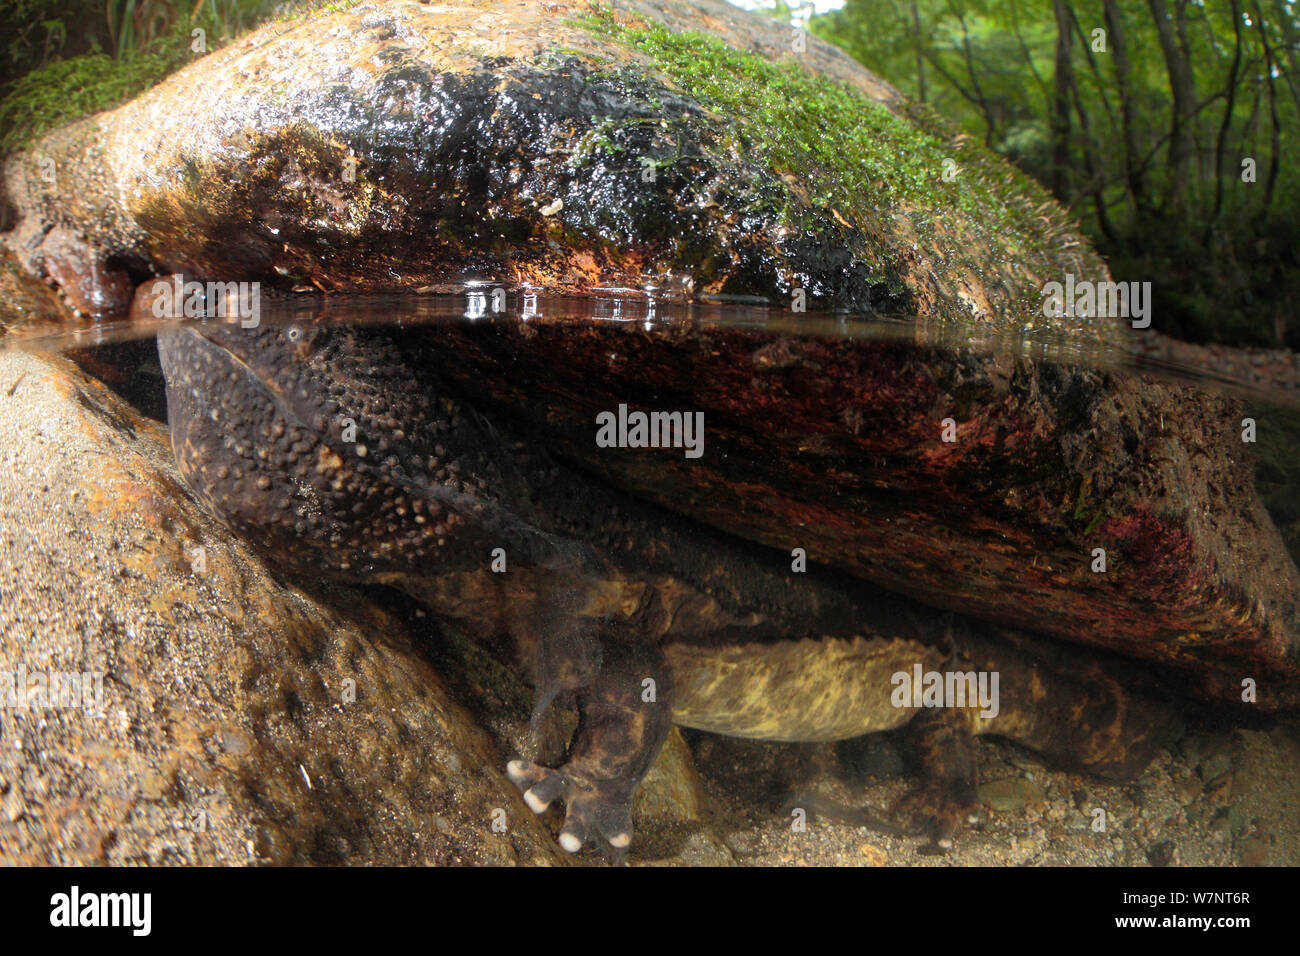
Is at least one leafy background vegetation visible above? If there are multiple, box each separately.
[0,0,282,152]
[1,0,1296,348]
[785,0,1299,348]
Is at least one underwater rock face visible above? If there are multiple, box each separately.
[152,310,1298,715]
[1,0,1110,326]
[0,349,588,864]
[420,319,1300,712]
[155,317,1198,855]
[1,0,1296,864]
[0,247,69,337]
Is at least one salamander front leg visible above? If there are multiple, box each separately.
[507,636,673,857]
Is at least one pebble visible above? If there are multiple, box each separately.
[723,831,759,857]
[1146,840,1179,866]
[1199,753,1232,782]
[978,777,1047,812]
[858,843,887,866]
[1135,331,1300,394]
[1237,833,1269,866]
[2,788,24,823]
[1174,775,1202,806]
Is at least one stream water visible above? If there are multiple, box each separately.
[1,291,1297,866]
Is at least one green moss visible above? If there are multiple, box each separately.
[276,0,367,22]
[1082,508,1108,537]
[1,1,284,156]
[0,53,178,153]
[1067,472,1124,538]
[578,8,1057,242]
[570,5,1112,321]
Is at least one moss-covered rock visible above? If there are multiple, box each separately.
[2,0,1112,330]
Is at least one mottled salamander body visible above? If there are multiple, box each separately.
[158,323,1178,855]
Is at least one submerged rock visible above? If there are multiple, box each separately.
[0,247,68,337]
[155,316,1195,855]
[2,0,1108,327]
[0,348,675,864]
[1,0,1296,864]
[368,314,1300,712]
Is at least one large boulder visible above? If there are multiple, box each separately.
[1,0,1110,328]
[0,347,712,864]
[269,307,1300,713]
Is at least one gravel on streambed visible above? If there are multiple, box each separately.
[629,722,1300,867]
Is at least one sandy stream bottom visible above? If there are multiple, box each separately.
[629,720,1300,867]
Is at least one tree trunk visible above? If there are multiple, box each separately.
[1210,0,1244,228]
[1102,0,1146,221]
[1146,0,1197,215]
[1050,0,1075,198]
[910,0,927,103]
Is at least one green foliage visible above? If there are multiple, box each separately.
[0,52,176,152]
[278,0,367,18]
[0,0,282,155]
[580,8,1073,264]
[100,0,281,58]
[797,0,1300,348]
[1,0,94,80]
[590,16,949,211]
